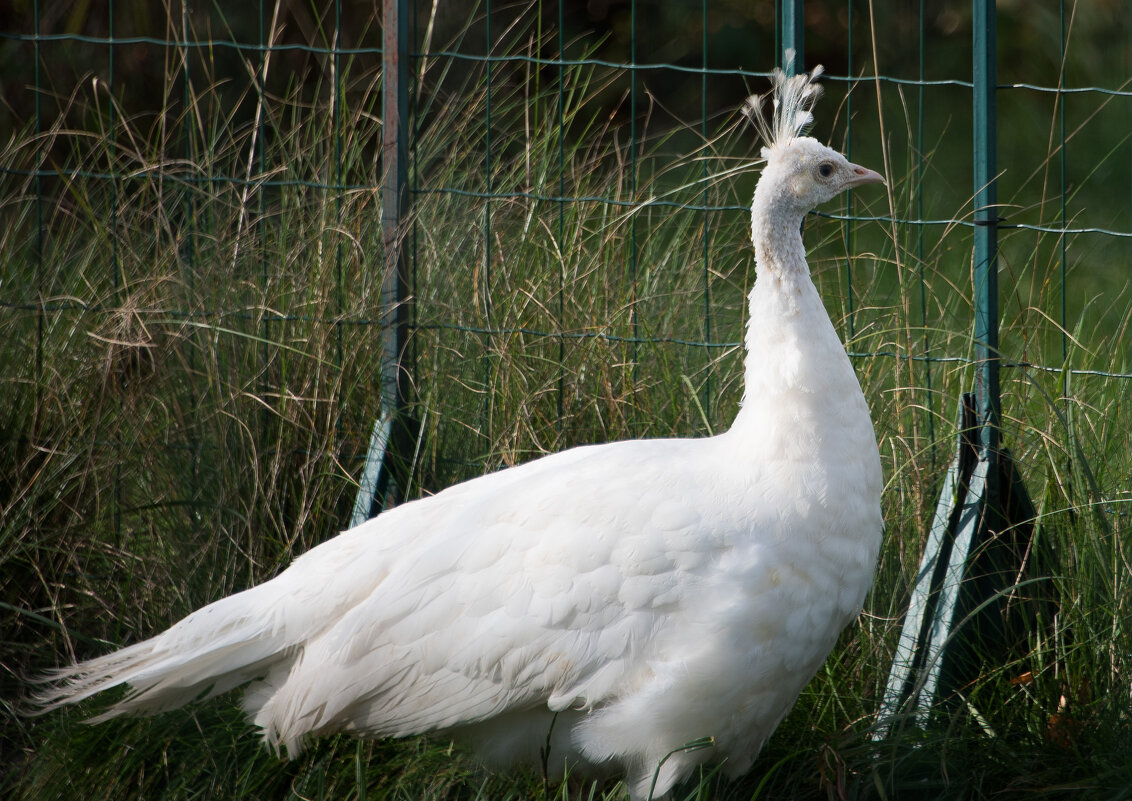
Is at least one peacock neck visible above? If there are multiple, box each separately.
[750,176,809,279]
[730,192,862,441]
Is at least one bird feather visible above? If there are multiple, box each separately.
[743,50,825,158]
[30,61,885,801]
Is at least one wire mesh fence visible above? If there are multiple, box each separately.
[3,0,1132,794]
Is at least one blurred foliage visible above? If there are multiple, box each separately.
[4,1,1130,131]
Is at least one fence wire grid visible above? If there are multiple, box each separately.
[4,0,1132,796]
[2,0,1131,647]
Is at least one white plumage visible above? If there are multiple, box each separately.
[34,64,885,800]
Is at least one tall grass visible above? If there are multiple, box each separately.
[2,5,1131,800]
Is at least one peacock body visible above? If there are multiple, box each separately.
[34,63,885,801]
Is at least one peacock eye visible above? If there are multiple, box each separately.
[817,162,834,179]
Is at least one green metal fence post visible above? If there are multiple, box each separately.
[972,0,1001,492]
[352,0,419,524]
[779,0,805,72]
[875,0,1041,739]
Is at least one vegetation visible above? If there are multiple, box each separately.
[2,2,1130,799]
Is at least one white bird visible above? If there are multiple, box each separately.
[33,64,884,800]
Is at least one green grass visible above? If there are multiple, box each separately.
[3,6,1131,801]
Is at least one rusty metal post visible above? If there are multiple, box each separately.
[352,0,417,524]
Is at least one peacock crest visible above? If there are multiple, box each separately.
[744,51,824,158]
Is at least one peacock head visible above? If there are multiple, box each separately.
[747,60,884,222]
[760,135,885,213]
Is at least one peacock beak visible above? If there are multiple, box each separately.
[845,163,886,188]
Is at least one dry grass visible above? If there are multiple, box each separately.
[2,4,1131,800]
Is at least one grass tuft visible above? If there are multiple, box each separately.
[2,4,1130,801]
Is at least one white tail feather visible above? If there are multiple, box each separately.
[29,581,302,725]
